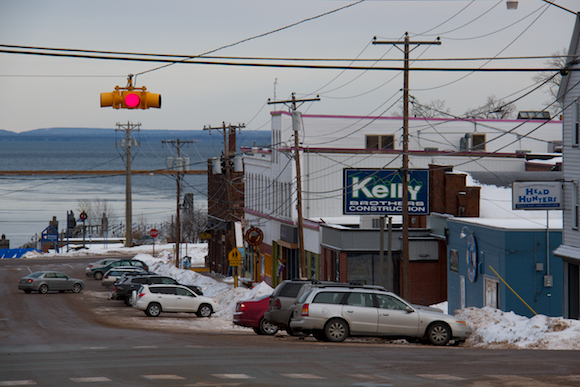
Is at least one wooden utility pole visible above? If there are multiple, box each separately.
[204,123,245,278]
[267,93,320,279]
[116,122,140,248]
[373,33,440,299]
[162,139,194,267]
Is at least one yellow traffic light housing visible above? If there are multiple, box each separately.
[100,75,161,110]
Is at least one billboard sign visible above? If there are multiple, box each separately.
[343,168,429,215]
[512,181,563,210]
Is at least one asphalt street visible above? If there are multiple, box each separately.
[0,256,579,387]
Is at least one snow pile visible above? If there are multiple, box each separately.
[457,307,580,350]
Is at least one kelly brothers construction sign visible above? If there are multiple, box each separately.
[343,168,429,215]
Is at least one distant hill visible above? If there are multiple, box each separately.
[0,127,271,147]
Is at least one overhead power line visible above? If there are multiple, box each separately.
[0,48,572,73]
[1,44,572,62]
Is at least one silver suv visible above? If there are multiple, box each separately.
[290,285,472,345]
[132,284,218,318]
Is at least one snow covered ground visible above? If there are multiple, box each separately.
[21,243,580,350]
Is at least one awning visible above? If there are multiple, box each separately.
[553,244,580,263]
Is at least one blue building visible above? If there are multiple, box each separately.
[445,218,563,318]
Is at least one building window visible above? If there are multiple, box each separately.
[366,135,394,150]
[574,102,580,147]
[472,134,486,151]
[574,182,579,229]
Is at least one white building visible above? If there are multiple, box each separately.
[243,110,562,288]
[553,13,580,320]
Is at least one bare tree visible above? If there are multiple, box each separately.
[77,199,117,237]
[533,48,567,115]
[410,99,451,118]
[464,95,516,120]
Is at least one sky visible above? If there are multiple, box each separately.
[19,242,580,350]
[0,0,578,134]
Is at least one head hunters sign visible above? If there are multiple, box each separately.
[343,168,430,215]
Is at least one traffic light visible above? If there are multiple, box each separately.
[101,75,161,110]
[101,88,161,110]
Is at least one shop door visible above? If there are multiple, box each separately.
[485,277,499,309]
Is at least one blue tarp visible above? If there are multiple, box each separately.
[0,248,39,258]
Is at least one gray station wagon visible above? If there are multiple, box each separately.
[290,285,472,346]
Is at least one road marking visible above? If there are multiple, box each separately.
[417,374,465,381]
[133,346,158,349]
[212,374,254,379]
[281,373,325,379]
[70,377,111,382]
[143,375,185,380]
[0,381,36,386]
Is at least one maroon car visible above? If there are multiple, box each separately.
[233,294,279,335]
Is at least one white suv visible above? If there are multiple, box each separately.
[132,284,218,318]
[290,285,472,346]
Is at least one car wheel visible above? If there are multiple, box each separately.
[426,322,451,346]
[196,304,213,318]
[145,303,162,317]
[313,330,327,341]
[324,318,349,342]
[72,283,82,293]
[38,284,49,294]
[252,327,263,335]
[259,318,279,335]
[124,294,133,306]
[94,271,103,280]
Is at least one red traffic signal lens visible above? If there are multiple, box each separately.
[124,93,141,108]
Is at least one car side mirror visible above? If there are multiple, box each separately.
[406,306,415,313]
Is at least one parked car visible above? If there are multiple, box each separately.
[133,235,167,245]
[101,267,151,288]
[234,294,279,335]
[18,271,84,294]
[85,258,120,277]
[111,275,203,306]
[89,259,149,280]
[290,284,472,345]
[132,284,218,318]
[264,279,345,335]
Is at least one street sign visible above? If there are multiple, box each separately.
[80,211,87,220]
[229,260,242,266]
[228,248,241,262]
[149,228,159,238]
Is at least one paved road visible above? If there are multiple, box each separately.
[1,256,579,387]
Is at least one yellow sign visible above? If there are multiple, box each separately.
[229,260,242,266]
[228,248,241,262]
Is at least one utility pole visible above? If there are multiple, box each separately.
[268,93,320,279]
[116,122,140,248]
[162,139,194,267]
[373,33,440,299]
[204,122,245,279]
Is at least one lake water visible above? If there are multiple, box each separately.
[0,131,269,248]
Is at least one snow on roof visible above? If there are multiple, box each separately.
[460,172,562,230]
